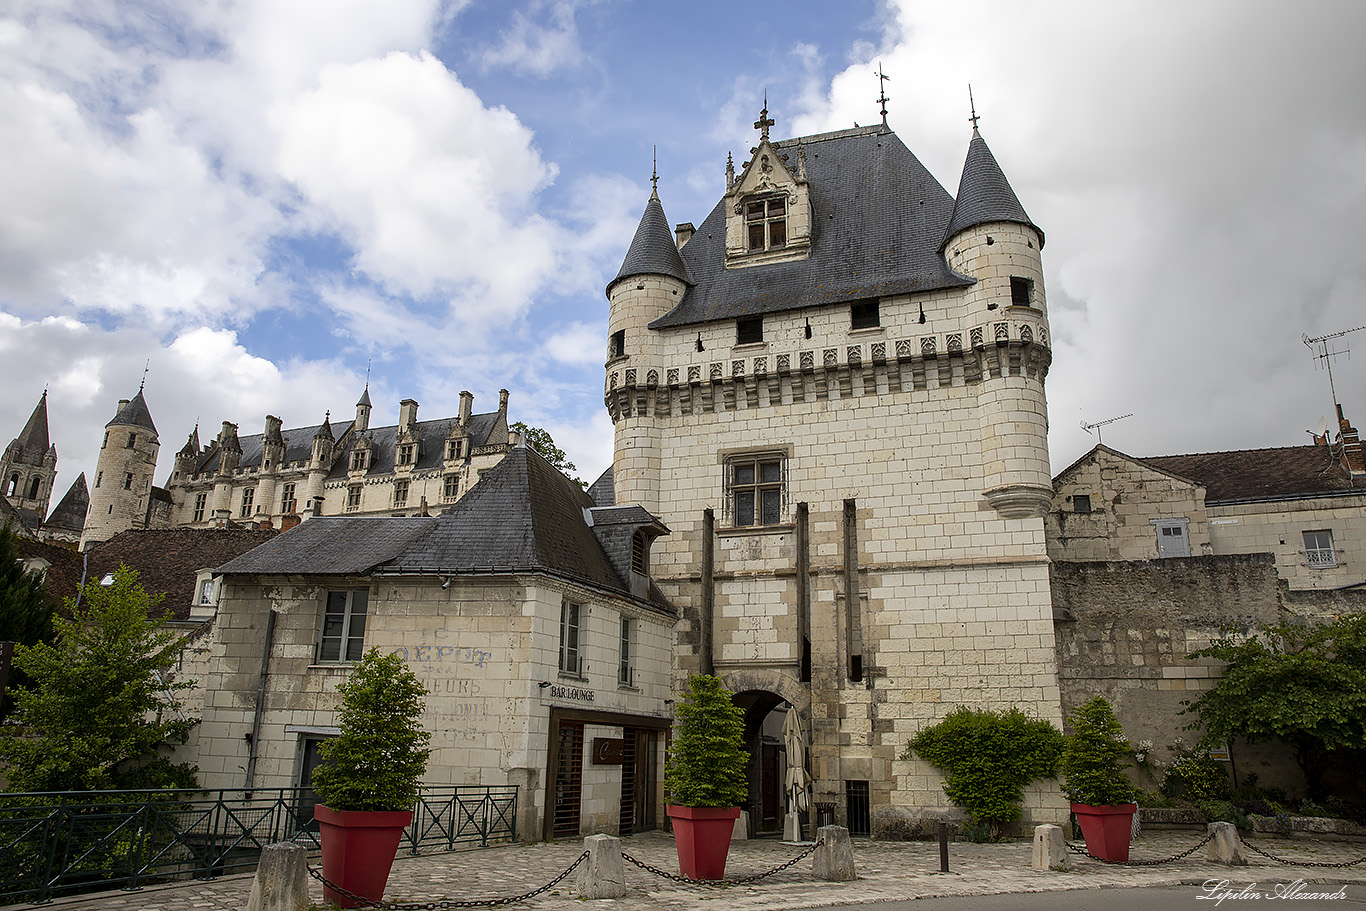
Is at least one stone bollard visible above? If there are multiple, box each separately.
[1206,821,1249,866]
[1031,824,1070,871]
[578,834,626,898]
[245,842,309,911]
[732,810,749,841]
[813,825,857,881]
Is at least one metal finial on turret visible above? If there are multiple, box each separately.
[968,84,981,134]
[651,145,659,196]
[877,63,891,127]
[139,359,150,393]
[754,93,774,141]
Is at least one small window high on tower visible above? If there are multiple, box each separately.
[1010,277,1034,308]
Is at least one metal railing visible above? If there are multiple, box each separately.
[0,785,517,905]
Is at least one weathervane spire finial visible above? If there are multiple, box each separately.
[877,63,891,127]
[754,92,774,141]
[139,359,149,393]
[651,145,658,196]
[968,84,981,133]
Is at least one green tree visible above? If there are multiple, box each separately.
[510,422,585,487]
[0,519,54,650]
[312,649,431,812]
[664,675,749,808]
[1059,697,1138,807]
[1183,612,1366,800]
[0,565,197,792]
[906,706,1063,839]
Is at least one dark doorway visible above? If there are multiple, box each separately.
[548,719,584,839]
[618,728,657,835]
[296,735,332,830]
[732,690,790,836]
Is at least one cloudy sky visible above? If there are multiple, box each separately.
[4,0,1366,505]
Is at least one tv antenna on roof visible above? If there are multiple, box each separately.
[1303,325,1365,419]
[1080,413,1132,446]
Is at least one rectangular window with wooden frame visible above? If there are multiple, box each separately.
[239,487,255,518]
[280,482,296,514]
[559,600,582,677]
[393,479,409,508]
[346,484,362,512]
[728,453,785,527]
[442,473,460,501]
[1304,529,1336,567]
[318,589,368,663]
[397,443,415,466]
[745,197,786,251]
[192,492,206,522]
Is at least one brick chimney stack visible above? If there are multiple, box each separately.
[1337,405,1366,474]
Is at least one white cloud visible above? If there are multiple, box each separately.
[543,322,604,366]
[479,0,596,77]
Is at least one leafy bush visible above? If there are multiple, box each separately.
[664,675,748,808]
[1060,698,1138,806]
[1197,799,1250,830]
[312,649,431,812]
[1160,751,1230,801]
[1136,789,1173,808]
[906,706,1064,839]
[1295,799,1332,818]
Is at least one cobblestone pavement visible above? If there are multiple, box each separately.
[6,829,1363,911]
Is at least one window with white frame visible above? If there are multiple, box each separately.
[727,452,785,527]
[1304,530,1336,567]
[318,590,368,662]
[197,578,215,605]
[618,616,634,686]
[559,600,582,676]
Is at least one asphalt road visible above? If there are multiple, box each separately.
[800,882,1365,910]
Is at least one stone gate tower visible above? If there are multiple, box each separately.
[1,391,58,525]
[604,109,1067,835]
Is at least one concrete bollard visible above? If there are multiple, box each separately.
[245,842,309,911]
[578,833,626,898]
[812,824,857,881]
[1206,821,1249,866]
[732,810,749,841]
[1032,824,1070,871]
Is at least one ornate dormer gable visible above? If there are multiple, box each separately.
[348,433,373,474]
[394,398,420,471]
[215,422,241,477]
[723,103,812,269]
[443,423,469,464]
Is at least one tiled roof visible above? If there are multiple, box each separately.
[1140,445,1366,504]
[216,518,435,576]
[107,392,158,434]
[12,536,82,611]
[649,125,971,329]
[940,129,1043,250]
[77,527,280,619]
[612,194,690,288]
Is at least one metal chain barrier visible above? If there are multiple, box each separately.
[1242,840,1366,868]
[621,837,824,887]
[1065,831,1214,866]
[305,850,588,909]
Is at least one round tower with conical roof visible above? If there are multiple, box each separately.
[605,183,691,515]
[82,389,161,549]
[940,126,1054,519]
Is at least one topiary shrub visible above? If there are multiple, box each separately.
[664,675,748,808]
[312,649,431,812]
[1197,799,1251,830]
[1059,697,1138,806]
[906,706,1064,840]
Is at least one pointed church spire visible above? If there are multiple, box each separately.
[11,390,51,461]
[939,119,1044,252]
[315,410,335,441]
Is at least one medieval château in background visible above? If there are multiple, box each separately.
[43,384,514,550]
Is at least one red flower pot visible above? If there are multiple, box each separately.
[1070,802,1137,862]
[314,805,413,908]
[666,805,741,880]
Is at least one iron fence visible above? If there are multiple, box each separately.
[0,785,517,905]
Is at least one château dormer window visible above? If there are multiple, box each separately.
[446,439,465,460]
[398,443,415,466]
[350,449,368,471]
[746,197,786,251]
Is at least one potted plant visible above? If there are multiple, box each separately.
[312,648,431,908]
[664,674,749,880]
[1059,696,1139,861]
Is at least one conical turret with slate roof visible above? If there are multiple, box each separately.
[941,127,1044,251]
[83,387,162,549]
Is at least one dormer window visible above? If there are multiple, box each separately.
[447,439,465,460]
[398,443,415,466]
[746,197,786,251]
[350,449,368,471]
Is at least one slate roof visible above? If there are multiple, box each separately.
[648,125,972,329]
[107,391,158,435]
[0,497,38,538]
[216,517,436,576]
[940,129,1044,251]
[44,473,89,534]
[217,447,672,612]
[1140,446,1366,505]
[189,411,503,480]
[8,391,51,464]
[587,466,614,507]
[612,193,689,288]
